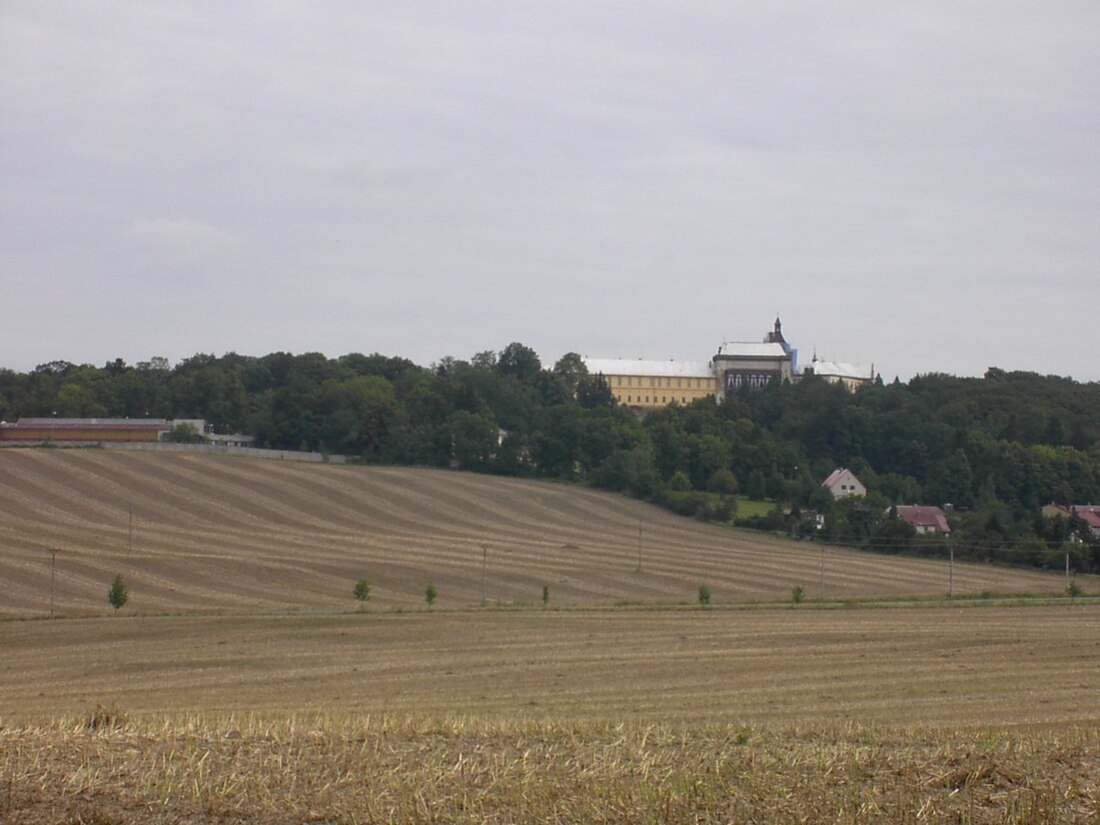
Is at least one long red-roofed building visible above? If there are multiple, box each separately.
[0,418,203,443]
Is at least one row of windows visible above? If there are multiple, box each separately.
[623,395,693,405]
[724,372,774,390]
[611,375,709,389]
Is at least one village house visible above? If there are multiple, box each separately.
[1041,503,1100,539]
[822,468,866,499]
[894,505,952,535]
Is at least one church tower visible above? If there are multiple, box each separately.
[765,316,786,345]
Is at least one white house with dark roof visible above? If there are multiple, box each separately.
[822,468,866,499]
[802,356,875,391]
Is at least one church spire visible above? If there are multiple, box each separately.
[766,316,786,345]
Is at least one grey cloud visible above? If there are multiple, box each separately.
[1,2,1097,379]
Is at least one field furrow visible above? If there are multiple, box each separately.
[0,448,1082,615]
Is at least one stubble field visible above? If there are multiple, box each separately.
[0,449,1076,615]
[2,449,1098,823]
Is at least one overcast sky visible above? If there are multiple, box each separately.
[2,2,1097,382]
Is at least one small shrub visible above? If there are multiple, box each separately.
[425,584,437,606]
[166,422,204,443]
[542,584,550,607]
[107,575,128,611]
[353,578,371,605]
[791,585,804,604]
[698,584,711,606]
[86,703,128,730]
[1068,580,1083,598]
[668,470,693,492]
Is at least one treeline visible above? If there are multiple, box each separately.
[2,349,1099,572]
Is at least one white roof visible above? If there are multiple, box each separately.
[715,342,788,358]
[806,361,872,379]
[582,358,714,378]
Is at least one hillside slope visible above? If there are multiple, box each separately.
[0,448,1074,616]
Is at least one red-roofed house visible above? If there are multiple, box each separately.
[1042,504,1100,539]
[894,505,951,535]
[822,468,866,499]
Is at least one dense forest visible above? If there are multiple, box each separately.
[2,348,1099,574]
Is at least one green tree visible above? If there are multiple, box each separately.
[167,422,204,443]
[353,578,371,606]
[928,449,973,508]
[320,375,400,457]
[707,468,739,495]
[668,470,693,492]
[107,575,128,611]
[591,444,659,498]
[471,350,498,369]
[552,353,588,398]
[576,372,614,409]
[496,343,542,384]
[746,469,766,500]
[688,434,732,490]
[448,410,498,470]
[57,381,107,417]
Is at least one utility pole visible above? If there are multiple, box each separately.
[819,543,825,601]
[128,502,133,554]
[1066,551,1071,593]
[481,543,488,606]
[636,519,642,573]
[949,542,954,598]
[50,548,58,618]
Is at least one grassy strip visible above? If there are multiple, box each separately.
[2,713,1096,824]
[5,590,1096,624]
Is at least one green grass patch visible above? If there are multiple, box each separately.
[734,496,775,518]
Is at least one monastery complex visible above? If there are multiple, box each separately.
[584,318,874,410]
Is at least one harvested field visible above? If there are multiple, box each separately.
[2,605,1098,725]
[4,449,1099,823]
[3,604,1100,823]
[4,716,1098,825]
[0,449,1080,616]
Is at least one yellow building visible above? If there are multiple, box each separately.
[581,358,716,409]
[581,318,871,410]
